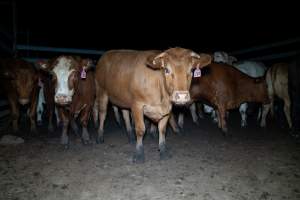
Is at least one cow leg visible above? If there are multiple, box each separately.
[159,115,171,160]
[29,88,38,134]
[132,104,145,163]
[149,123,158,139]
[55,106,61,128]
[260,104,271,128]
[113,106,122,127]
[122,109,135,144]
[239,103,248,128]
[93,102,98,128]
[197,103,205,119]
[257,107,262,122]
[212,110,218,124]
[36,87,44,126]
[58,107,69,147]
[178,113,184,129]
[8,98,19,133]
[217,107,228,134]
[168,112,181,135]
[190,103,199,125]
[70,119,80,136]
[283,98,292,129]
[96,93,108,144]
[80,107,91,145]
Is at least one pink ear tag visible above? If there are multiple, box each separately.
[193,67,201,77]
[80,68,87,79]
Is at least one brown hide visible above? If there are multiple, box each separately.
[0,58,39,132]
[191,63,269,132]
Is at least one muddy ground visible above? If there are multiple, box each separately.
[1,108,300,200]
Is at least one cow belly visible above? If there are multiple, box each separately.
[143,103,172,122]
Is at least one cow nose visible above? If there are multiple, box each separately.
[55,94,71,105]
[19,98,29,105]
[172,91,190,105]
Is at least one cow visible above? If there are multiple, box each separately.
[288,55,300,137]
[37,56,95,146]
[94,48,211,163]
[194,51,267,127]
[260,63,291,128]
[179,63,269,133]
[36,70,58,132]
[0,58,39,133]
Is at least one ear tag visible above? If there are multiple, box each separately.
[80,68,86,79]
[193,67,202,77]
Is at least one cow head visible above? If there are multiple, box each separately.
[213,51,237,65]
[147,47,211,105]
[2,61,38,105]
[37,56,93,105]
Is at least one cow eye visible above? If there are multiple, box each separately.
[164,68,170,75]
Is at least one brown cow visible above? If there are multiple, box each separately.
[0,58,39,133]
[187,63,269,133]
[95,48,211,162]
[37,56,95,146]
[260,63,291,128]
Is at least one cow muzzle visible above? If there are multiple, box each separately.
[55,94,72,105]
[19,98,29,105]
[171,91,191,105]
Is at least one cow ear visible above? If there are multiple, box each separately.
[228,56,237,64]
[81,59,95,71]
[146,52,168,69]
[35,60,50,72]
[191,52,212,69]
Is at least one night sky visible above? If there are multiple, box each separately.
[2,1,300,55]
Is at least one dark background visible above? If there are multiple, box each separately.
[1,1,300,59]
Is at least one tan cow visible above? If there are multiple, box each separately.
[260,63,291,128]
[0,58,39,133]
[95,48,211,163]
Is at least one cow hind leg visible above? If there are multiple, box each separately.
[218,108,228,135]
[260,104,271,128]
[178,113,184,129]
[131,104,145,163]
[284,99,292,129]
[113,106,122,127]
[96,93,108,144]
[122,109,135,144]
[168,112,182,135]
[239,103,248,128]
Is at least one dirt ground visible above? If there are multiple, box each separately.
[1,108,300,200]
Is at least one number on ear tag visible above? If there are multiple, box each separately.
[81,69,87,79]
[193,68,201,77]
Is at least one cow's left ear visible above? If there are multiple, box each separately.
[81,59,94,71]
[146,52,168,69]
[191,52,212,69]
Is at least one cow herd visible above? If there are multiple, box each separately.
[0,48,299,163]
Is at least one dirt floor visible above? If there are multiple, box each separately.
[1,108,300,200]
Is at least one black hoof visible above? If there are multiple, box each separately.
[133,146,145,163]
[96,136,104,144]
[81,139,91,145]
[159,143,172,160]
[37,121,43,126]
[133,153,145,164]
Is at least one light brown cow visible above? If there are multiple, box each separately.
[95,48,211,162]
[260,63,291,128]
[37,56,95,146]
[0,58,39,133]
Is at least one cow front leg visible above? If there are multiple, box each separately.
[113,106,122,127]
[239,103,248,128]
[96,93,108,144]
[158,115,171,160]
[8,99,19,133]
[218,108,228,135]
[132,105,145,163]
[80,107,91,145]
[190,103,200,125]
[284,99,292,129]
[168,112,181,135]
[178,113,184,129]
[58,107,69,147]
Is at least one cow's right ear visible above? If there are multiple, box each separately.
[35,60,50,72]
[146,52,168,69]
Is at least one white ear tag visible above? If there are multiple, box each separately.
[193,68,202,77]
[80,68,86,79]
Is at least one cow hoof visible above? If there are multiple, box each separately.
[133,153,145,164]
[82,139,91,145]
[194,120,200,126]
[96,136,104,144]
[160,149,172,160]
[174,128,184,136]
[63,144,69,150]
[48,126,54,133]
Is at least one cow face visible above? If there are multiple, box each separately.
[38,56,93,105]
[147,48,211,105]
[2,67,38,105]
